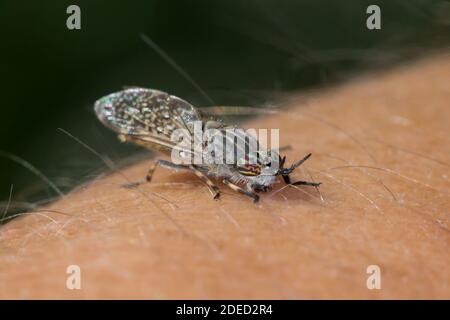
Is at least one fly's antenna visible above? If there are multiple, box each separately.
[139,33,215,106]
[278,153,312,175]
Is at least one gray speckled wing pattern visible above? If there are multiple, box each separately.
[94,87,201,138]
[94,87,202,154]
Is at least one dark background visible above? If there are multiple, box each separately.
[0,0,449,219]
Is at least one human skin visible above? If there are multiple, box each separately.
[0,54,449,299]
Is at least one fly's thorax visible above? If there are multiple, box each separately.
[201,125,275,166]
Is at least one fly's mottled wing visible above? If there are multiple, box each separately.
[94,87,202,154]
[95,87,201,136]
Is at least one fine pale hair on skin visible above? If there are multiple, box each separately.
[0,53,449,298]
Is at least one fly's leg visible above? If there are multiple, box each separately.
[279,153,321,187]
[222,179,260,203]
[291,180,322,187]
[148,159,192,180]
[145,160,159,183]
[282,174,321,187]
[153,161,220,200]
[123,159,189,188]
[189,165,220,200]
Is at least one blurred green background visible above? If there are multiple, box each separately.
[0,0,449,220]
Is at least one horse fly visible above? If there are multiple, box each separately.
[94,87,321,203]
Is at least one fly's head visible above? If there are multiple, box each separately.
[236,151,318,193]
[236,150,279,192]
[276,152,321,187]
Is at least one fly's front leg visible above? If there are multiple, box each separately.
[222,179,260,203]
[189,165,220,200]
[291,180,321,187]
[282,174,321,187]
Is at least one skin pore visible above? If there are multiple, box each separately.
[0,54,449,299]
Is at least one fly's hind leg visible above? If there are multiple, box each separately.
[189,165,220,200]
[222,179,259,203]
